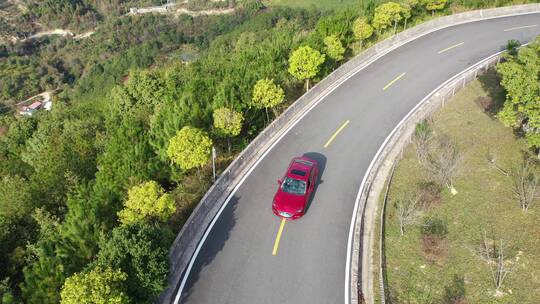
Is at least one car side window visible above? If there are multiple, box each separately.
[309,169,315,187]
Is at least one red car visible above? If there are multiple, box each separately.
[272,156,319,219]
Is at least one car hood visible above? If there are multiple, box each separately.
[273,190,307,212]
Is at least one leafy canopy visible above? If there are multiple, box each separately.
[0,175,32,230]
[60,268,129,304]
[213,107,244,138]
[96,224,173,303]
[167,127,212,171]
[251,79,285,110]
[353,17,374,42]
[496,40,540,149]
[315,9,357,45]
[118,181,176,226]
[372,2,404,31]
[324,35,346,62]
[421,0,448,13]
[288,46,326,82]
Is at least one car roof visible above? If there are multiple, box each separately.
[286,158,312,180]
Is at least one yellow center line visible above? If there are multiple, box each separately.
[438,42,465,54]
[383,72,406,91]
[272,218,287,256]
[324,120,350,148]
[504,24,538,32]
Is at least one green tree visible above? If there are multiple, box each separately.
[60,268,129,304]
[22,244,66,304]
[251,79,286,122]
[372,2,404,34]
[96,224,173,303]
[2,291,16,304]
[21,209,65,304]
[149,92,202,163]
[1,279,16,304]
[352,16,374,49]
[19,105,103,210]
[401,3,413,30]
[124,69,167,108]
[421,0,448,16]
[213,107,244,153]
[0,175,34,281]
[118,181,176,226]
[323,35,346,63]
[0,117,36,177]
[0,175,33,232]
[406,0,421,14]
[496,42,540,154]
[288,46,326,92]
[167,126,212,172]
[94,112,163,221]
[55,183,101,273]
[21,184,103,304]
[315,9,357,45]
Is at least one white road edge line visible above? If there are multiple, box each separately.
[171,11,540,304]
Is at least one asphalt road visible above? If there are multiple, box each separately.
[178,14,540,304]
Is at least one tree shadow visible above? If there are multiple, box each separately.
[302,152,327,213]
[167,194,239,303]
[477,69,506,117]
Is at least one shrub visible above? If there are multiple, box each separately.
[421,216,448,237]
[413,120,433,163]
[421,217,449,263]
[443,274,466,304]
[418,181,442,207]
[506,39,521,56]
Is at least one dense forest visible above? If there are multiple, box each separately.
[0,0,538,303]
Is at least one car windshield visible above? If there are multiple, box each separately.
[281,177,307,195]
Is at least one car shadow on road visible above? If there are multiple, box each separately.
[302,152,326,214]
[178,194,240,303]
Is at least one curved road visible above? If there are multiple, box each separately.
[177,13,540,304]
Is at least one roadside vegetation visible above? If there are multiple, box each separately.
[265,0,360,10]
[380,39,540,303]
[1,0,539,303]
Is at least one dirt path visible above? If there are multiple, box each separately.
[74,31,95,39]
[175,7,235,17]
[16,91,52,106]
[127,4,235,17]
[25,29,74,40]
[19,29,94,41]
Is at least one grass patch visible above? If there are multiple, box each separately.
[382,73,540,303]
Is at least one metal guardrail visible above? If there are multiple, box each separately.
[373,52,505,304]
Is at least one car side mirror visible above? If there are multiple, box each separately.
[277,179,282,185]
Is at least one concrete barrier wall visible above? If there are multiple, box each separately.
[162,4,540,304]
